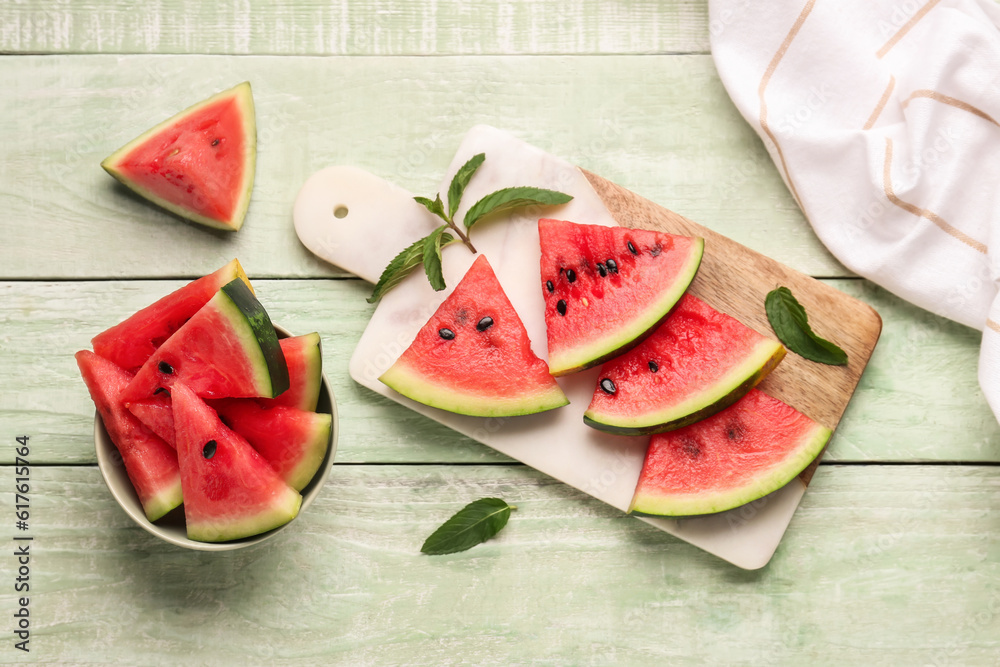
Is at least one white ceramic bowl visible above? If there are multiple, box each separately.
[94,327,338,551]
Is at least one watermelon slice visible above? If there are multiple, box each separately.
[92,259,253,373]
[170,382,302,542]
[629,389,831,516]
[101,82,256,231]
[75,350,182,522]
[379,255,569,417]
[120,278,289,405]
[257,333,323,412]
[126,395,174,444]
[584,294,785,435]
[128,395,330,492]
[214,400,331,492]
[539,218,704,376]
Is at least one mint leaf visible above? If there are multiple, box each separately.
[463,187,573,230]
[420,497,515,555]
[367,237,426,304]
[421,226,454,292]
[447,153,486,220]
[414,194,446,221]
[765,287,848,366]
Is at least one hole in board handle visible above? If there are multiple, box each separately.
[333,205,349,219]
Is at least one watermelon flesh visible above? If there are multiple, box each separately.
[539,218,704,376]
[128,395,330,492]
[92,259,253,374]
[629,389,831,516]
[258,333,323,412]
[379,255,569,417]
[584,294,785,435]
[170,382,302,542]
[214,400,330,492]
[101,82,256,231]
[75,350,183,522]
[120,278,289,405]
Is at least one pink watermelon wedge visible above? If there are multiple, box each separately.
[629,389,831,517]
[257,333,323,412]
[170,382,302,542]
[379,255,568,417]
[584,293,785,435]
[128,394,330,492]
[120,278,289,405]
[92,258,253,374]
[539,218,704,376]
[213,400,331,492]
[101,82,256,231]
[75,350,182,522]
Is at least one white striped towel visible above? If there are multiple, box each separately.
[709,0,1000,422]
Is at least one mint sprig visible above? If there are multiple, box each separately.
[464,186,573,230]
[420,497,515,555]
[367,153,572,303]
[765,286,848,366]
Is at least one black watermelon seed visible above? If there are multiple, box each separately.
[211,138,220,146]
[476,316,494,332]
[556,300,567,316]
[726,422,746,442]
[566,269,576,283]
[651,244,662,257]
[439,328,456,340]
[596,263,607,277]
[627,241,638,255]
[682,439,701,459]
[648,360,659,373]
[546,280,554,293]
[203,439,218,460]
[600,378,616,395]
[153,387,170,397]
[158,361,174,375]
[605,259,618,274]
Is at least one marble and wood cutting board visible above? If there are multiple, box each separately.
[293,125,882,569]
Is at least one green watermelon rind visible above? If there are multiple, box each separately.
[142,478,185,522]
[219,279,291,399]
[627,422,832,517]
[187,488,302,543]
[101,81,256,232]
[547,237,705,376]
[582,338,786,436]
[379,360,570,418]
[260,332,323,412]
[284,412,332,492]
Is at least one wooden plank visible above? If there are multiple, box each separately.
[1,278,995,465]
[0,0,710,56]
[0,54,845,280]
[2,464,997,664]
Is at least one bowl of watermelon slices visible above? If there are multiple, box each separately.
[80,261,338,550]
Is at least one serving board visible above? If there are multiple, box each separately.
[294,125,882,569]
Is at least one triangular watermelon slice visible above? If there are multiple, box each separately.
[75,350,182,522]
[629,389,831,516]
[213,399,331,492]
[257,333,323,412]
[126,395,174,444]
[539,218,704,376]
[120,278,289,405]
[128,394,330,492]
[379,255,569,417]
[92,259,253,373]
[584,294,785,435]
[101,82,256,231]
[170,382,302,542]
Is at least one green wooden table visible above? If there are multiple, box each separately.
[2,2,998,664]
